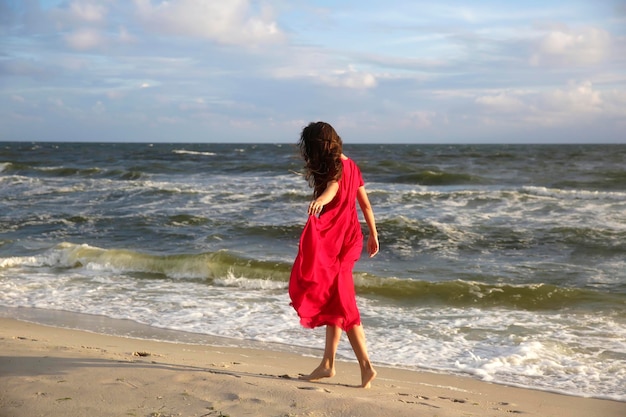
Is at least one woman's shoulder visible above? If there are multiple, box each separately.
[341,155,359,168]
[340,154,356,164]
[340,155,363,182]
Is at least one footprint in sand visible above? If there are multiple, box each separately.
[297,386,331,393]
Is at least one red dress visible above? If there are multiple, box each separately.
[289,158,364,331]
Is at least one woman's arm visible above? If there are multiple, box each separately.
[308,180,339,216]
[357,186,379,257]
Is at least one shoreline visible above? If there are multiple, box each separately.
[2,306,622,401]
[1,315,624,417]
[0,306,317,356]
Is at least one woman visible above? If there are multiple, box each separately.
[289,121,379,388]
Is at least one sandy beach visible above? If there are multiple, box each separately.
[0,317,623,417]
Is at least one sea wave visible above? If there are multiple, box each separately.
[2,243,291,281]
[377,215,626,256]
[0,161,147,180]
[521,186,626,200]
[553,169,626,191]
[355,276,625,311]
[4,243,623,312]
[173,149,217,156]
[392,170,486,185]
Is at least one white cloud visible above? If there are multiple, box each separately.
[133,0,283,45]
[407,111,436,129]
[69,1,108,23]
[318,68,378,89]
[602,89,626,117]
[106,91,126,100]
[92,101,106,114]
[118,26,135,44]
[531,26,611,66]
[472,81,625,130]
[47,1,109,29]
[542,81,602,114]
[270,51,378,90]
[475,92,527,113]
[65,28,105,50]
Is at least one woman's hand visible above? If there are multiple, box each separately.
[308,200,324,216]
[367,234,379,257]
[308,181,339,216]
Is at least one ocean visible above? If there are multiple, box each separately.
[1,142,625,401]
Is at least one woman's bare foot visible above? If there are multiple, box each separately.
[299,365,335,381]
[361,365,377,388]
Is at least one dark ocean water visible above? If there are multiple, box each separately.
[1,142,625,400]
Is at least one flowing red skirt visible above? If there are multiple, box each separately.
[289,214,363,331]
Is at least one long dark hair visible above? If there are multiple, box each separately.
[298,121,343,198]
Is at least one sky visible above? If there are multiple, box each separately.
[1,0,625,143]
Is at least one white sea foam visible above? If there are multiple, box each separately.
[0,256,39,268]
[214,271,287,290]
[173,149,216,156]
[522,186,626,201]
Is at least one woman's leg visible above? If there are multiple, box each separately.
[299,325,341,380]
[346,324,377,388]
